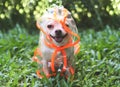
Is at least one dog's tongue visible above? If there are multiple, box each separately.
[55,37,63,43]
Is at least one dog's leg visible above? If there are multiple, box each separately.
[42,60,50,77]
[65,55,75,77]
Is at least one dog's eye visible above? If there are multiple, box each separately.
[47,24,54,29]
[65,24,69,27]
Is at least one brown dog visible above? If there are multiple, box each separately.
[33,6,80,78]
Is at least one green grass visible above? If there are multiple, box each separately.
[0,25,120,87]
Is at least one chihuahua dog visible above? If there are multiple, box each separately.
[33,6,80,78]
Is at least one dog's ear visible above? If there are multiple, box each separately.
[36,17,47,33]
[66,13,78,34]
[37,16,46,27]
[71,18,78,33]
[36,20,42,31]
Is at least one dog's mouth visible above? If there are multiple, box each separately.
[50,33,68,43]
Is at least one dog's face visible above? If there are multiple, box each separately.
[38,6,78,45]
[44,19,69,44]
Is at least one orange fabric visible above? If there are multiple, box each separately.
[34,48,42,57]
[36,70,43,79]
[33,8,80,79]
[74,43,80,54]
[32,56,42,64]
[69,67,75,75]
[32,48,42,64]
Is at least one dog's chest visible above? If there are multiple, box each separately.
[40,44,73,61]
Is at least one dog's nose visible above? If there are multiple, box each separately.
[55,30,62,36]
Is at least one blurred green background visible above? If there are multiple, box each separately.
[0,0,120,31]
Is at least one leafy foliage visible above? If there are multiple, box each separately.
[0,25,120,86]
[0,0,120,30]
